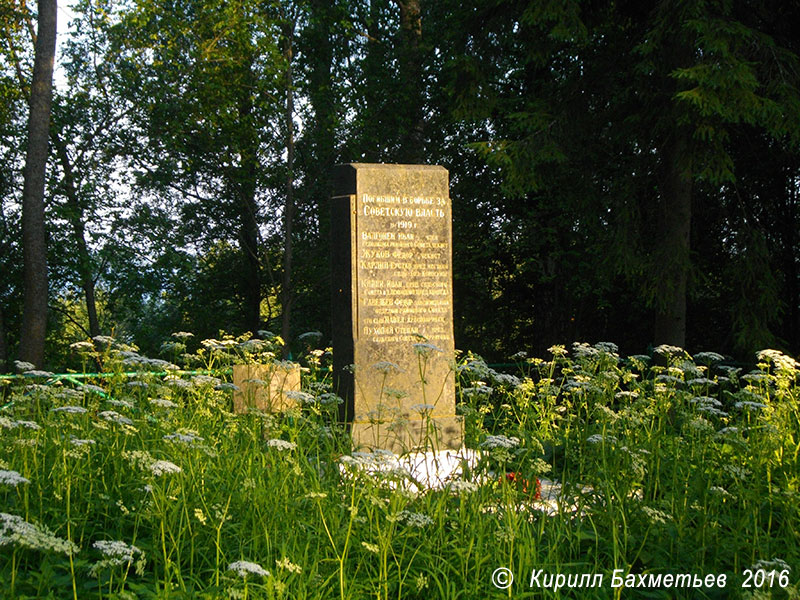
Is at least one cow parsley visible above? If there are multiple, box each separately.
[0,513,78,555]
[228,560,270,578]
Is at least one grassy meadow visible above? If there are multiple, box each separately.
[0,335,798,599]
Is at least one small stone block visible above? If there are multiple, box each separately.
[232,363,301,413]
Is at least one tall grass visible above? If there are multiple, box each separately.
[0,337,798,599]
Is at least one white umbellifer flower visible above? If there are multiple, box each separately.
[697,406,728,417]
[317,393,343,405]
[654,344,687,357]
[493,372,522,387]
[690,396,722,408]
[383,387,408,400]
[150,398,178,409]
[687,377,716,387]
[741,372,770,383]
[735,401,767,411]
[55,389,83,401]
[709,486,735,499]
[214,382,240,392]
[396,510,434,528]
[614,391,639,400]
[108,399,134,409]
[192,375,221,387]
[0,513,78,555]
[0,470,30,486]
[587,434,617,444]
[228,560,270,578]
[285,390,316,404]
[716,426,739,435]
[628,354,651,364]
[123,450,156,472]
[723,464,751,480]
[267,439,297,451]
[70,438,96,447]
[82,384,106,395]
[372,361,403,375]
[595,341,620,354]
[413,342,443,358]
[15,439,39,448]
[99,411,133,426]
[52,405,88,414]
[750,558,791,573]
[90,540,146,576]
[14,420,42,430]
[756,349,799,371]
[448,480,479,494]
[462,386,493,397]
[304,491,328,500]
[163,432,204,444]
[70,341,95,352]
[572,342,600,359]
[94,540,141,558]
[23,370,54,378]
[410,403,436,414]
[276,556,302,574]
[298,330,322,342]
[694,352,725,364]
[274,360,297,372]
[361,541,379,554]
[480,435,519,449]
[642,506,672,524]
[150,460,182,476]
[165,378,191,389]
[238,339,266,352]
[687,417,715,435]
[14,360,36,372]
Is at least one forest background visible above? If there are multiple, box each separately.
[1,0,799,370]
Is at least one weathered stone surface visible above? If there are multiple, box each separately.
[331,163,461,452]
[232,363,301,413]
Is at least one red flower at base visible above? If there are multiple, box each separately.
[503,472,542,500]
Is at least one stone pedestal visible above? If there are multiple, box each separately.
[331,163,462,452]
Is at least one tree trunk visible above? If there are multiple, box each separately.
[394,0,424,163]
[653,128,692,347]
[307,0,336,223]
[53,134,100,337]
[281,17,296,357]
[237,84,261,337]
[307,0,337,336]
[19,0,57,367]
[0,304,8,372]
[781,165,798,351]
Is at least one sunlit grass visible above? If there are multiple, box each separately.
[1,337,798,599]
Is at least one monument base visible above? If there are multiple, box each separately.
[350,415,463,454]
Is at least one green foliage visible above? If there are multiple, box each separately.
[1,0,800,367]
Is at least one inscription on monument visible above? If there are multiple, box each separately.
[331,164,462,452]
[358,195,450,344]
